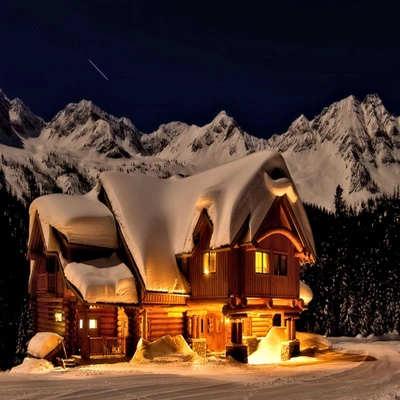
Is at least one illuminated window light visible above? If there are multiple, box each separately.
[89,319,97,329]
[203,252,217,274]
[54,312,62,322]
[255,251,269,274]
[79,319,98,329]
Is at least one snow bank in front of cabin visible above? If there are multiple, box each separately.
[27,332,63,359]
[29,188,118,249]
[131,335,197,362]
[10,357,55,374]
[297,332,332,351]
[248,330,331,365]
[100,150,315,293]
[64,253,138,304]
[248,327,287,364]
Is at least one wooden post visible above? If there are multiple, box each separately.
[231,321,238,344]
[237,321,243,344]
[193,316,198,339]
[81,306,89,360]
[291,319,296,340]
[142,310,148,340]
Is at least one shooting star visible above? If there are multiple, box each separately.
[24,14,46,36]
[88,59,109,81]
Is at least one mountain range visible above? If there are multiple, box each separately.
[0,89,399,210]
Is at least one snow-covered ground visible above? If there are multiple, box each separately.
[1,338,400,399]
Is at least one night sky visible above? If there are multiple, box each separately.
[1,0,400,139]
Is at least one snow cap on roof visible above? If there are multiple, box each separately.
[29,187,118,249]
[64,253,138,304]
[100,150,316,294]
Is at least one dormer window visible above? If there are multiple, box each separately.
[203,252,217,274]
[255,251,269,274]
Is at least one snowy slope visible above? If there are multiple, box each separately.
[0,89,399,210]
[267,94,400,209]
[143,111,267,170]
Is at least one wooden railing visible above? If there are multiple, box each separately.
[37,273,55,293]
[88,336,126,356]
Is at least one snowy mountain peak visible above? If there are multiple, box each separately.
[45,100,146,158]
[363,93,383,106]
[9,98,44,138]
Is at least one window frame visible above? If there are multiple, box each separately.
[255,250,270,274]
[203,251,217,274]
[273,252,288,276]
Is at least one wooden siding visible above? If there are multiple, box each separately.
[251,315,273,338]
[147,311,185,342]
[187,215,233,298]
[242,234,299,298]
[142,293,187,305]
[36,295,66,337]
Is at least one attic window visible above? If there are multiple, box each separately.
[255,251,269,274]
[203,252,217,274]
[274,254,287,276]
[270,168,285,180]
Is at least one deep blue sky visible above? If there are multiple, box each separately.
[1,0,400,139]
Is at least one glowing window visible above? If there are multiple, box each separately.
[79,319,97,329]
[203,252,217,274]
[54,312,62,322]
[274,254,288,276]
[255,251,269,274]
[89,319,97,329]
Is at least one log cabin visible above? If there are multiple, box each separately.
[27,150,316,362]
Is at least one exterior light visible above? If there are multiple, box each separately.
[54,312,62,322]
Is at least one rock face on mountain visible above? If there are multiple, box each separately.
[45,100,147,158]
[0,91,23,147]
[9,98,44,139]
[0,89,399,210]
[266,95,400,207]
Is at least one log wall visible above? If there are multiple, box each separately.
[147,311,185,342]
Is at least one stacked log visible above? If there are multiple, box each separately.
[251,315,272,338]
[36,296,65,337]
[147,311,185,342]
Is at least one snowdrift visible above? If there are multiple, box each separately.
[248,329,332,365]
[10,357,55,374]
[297,332,332,351]
[131,335,197,362]
[27,332,64,359]
[248,327,287,364]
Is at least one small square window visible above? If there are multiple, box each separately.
[255,251,269,274]
[54,312,62,322]
[89,319,97,329]
[203,252,217,274]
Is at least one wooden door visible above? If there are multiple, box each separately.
[201,314,226,352]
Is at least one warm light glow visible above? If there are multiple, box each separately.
[79,319,83,329]
[89,319,97,329]
[226,318,230,324]
[255,251,269,273]
[54,312,62,322]
[203,251,217,274]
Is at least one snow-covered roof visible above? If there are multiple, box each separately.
[100,150,316,293]
[29,187,118,249]
[64,253,138,304]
